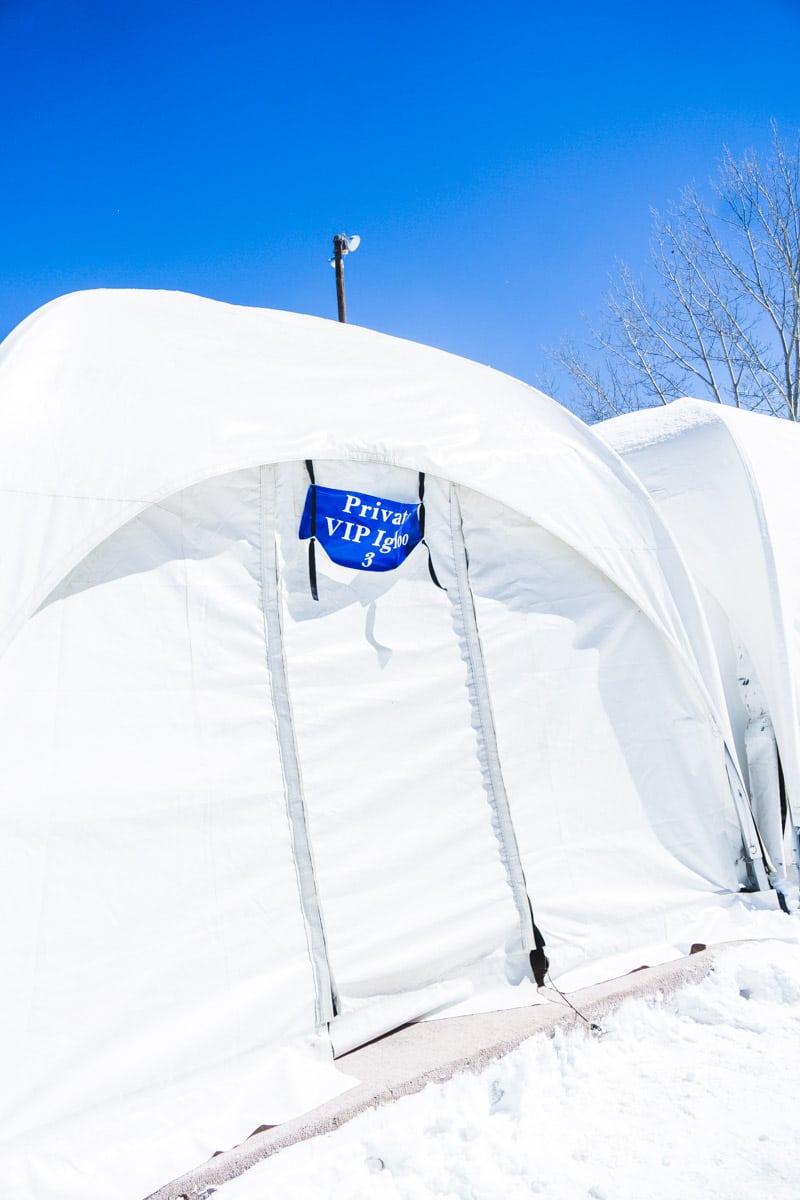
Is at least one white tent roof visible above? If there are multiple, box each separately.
[0,295,771,1199]
[0,290,733,699]
[599,398,800,883]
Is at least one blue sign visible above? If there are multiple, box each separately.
[299,485,422,571]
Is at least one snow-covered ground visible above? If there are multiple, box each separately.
[217,934,800,1200]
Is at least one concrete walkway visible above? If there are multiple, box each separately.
[145,946,719,1200]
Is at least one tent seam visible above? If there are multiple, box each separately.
[448,483,535,959]
[257,465,336,1028]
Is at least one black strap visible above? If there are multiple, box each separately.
[527,898,549,988]
[778,751,788,832]
[418,473,445,590]
[306,460,319,601]
[777,753,796,912]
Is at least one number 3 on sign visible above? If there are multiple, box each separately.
[361,551,375,568]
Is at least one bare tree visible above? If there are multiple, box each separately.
[556,124,800,422]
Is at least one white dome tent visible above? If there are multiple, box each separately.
[0,292,771,1199]
[599,398,800,907]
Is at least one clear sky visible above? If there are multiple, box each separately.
[2,0,799,403]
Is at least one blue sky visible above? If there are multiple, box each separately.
[2,0,799,402]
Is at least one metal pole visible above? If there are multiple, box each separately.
[333,234,346,323]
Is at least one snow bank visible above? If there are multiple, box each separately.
[217,937,800,1200]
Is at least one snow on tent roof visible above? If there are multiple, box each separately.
[0,293,774,1199]
[599,398,800,901]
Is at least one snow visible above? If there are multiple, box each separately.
[217,934,800,1200]
[599,396,721,454]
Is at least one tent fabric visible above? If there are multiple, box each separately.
[0,289,741,708]
[0,292,772,1199]
[598,398,800,891]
